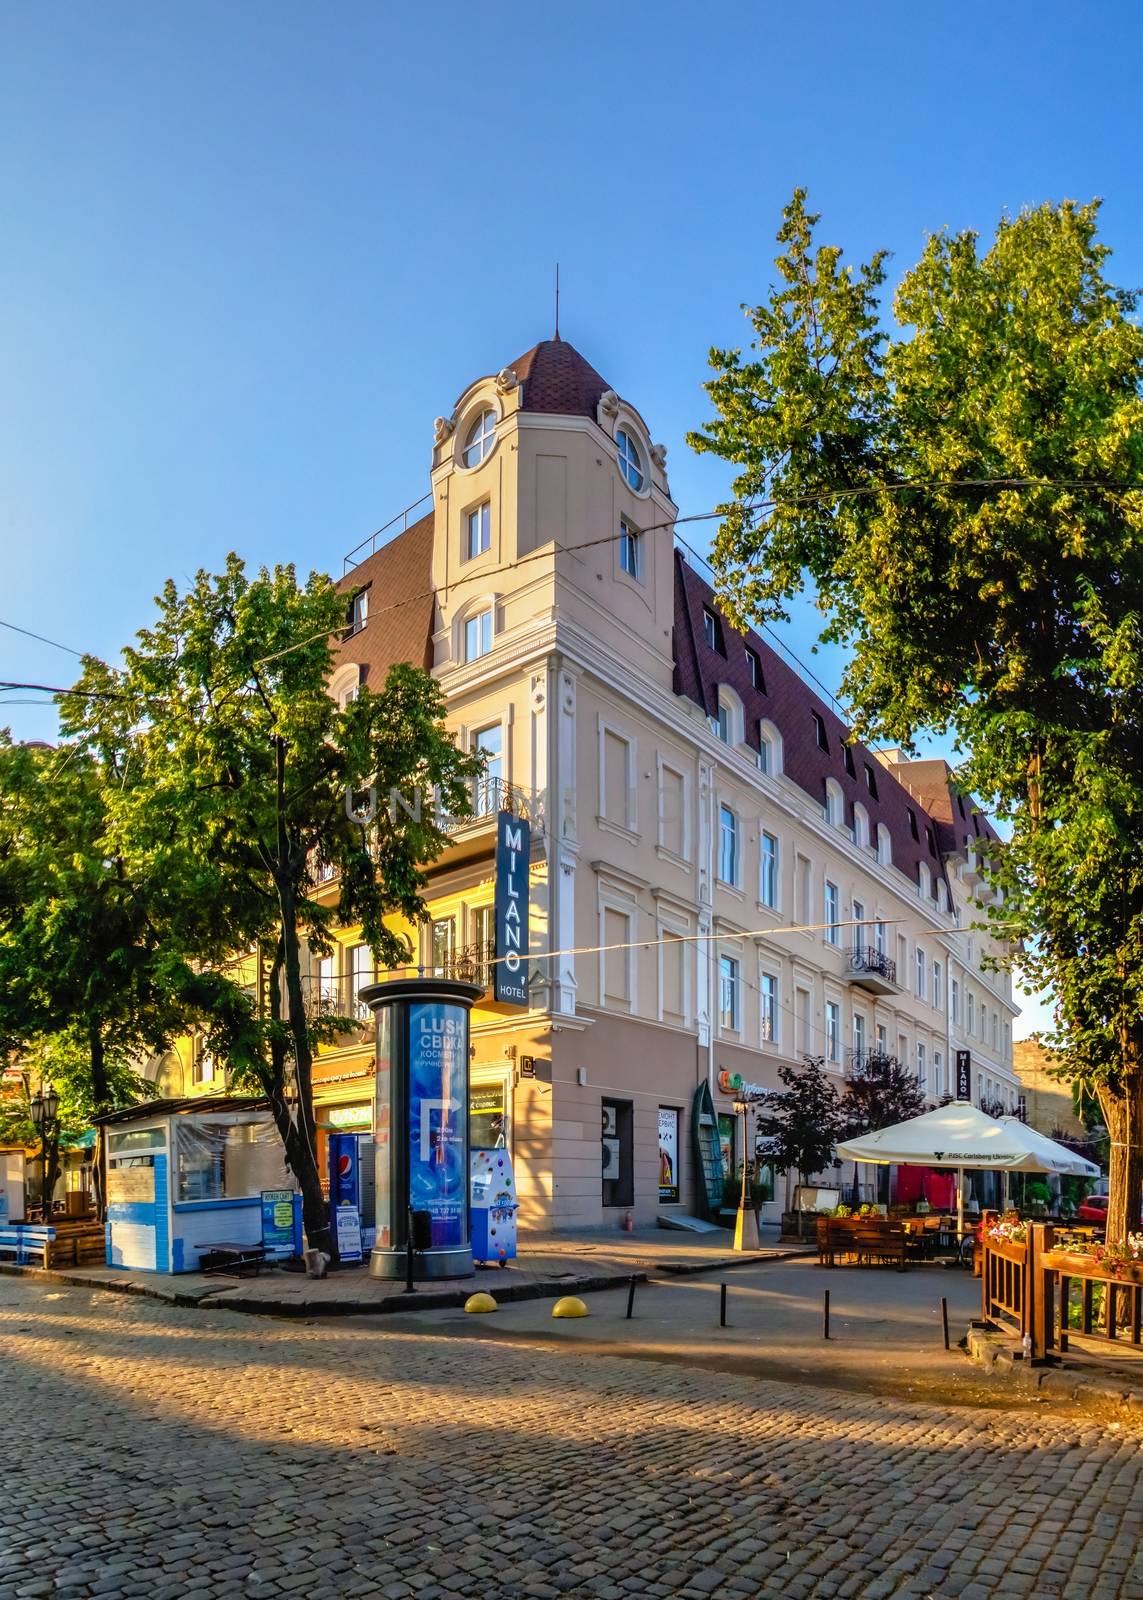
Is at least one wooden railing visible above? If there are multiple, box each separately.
[980,1220,1143,1361]
[981,1230,1030,1338]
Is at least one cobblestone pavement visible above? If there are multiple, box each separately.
[1,1278,1141,1600]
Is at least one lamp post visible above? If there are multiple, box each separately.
[30,1083,60,1219]
[732,1098,761,1251]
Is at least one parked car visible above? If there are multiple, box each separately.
[1075,1192,1143,1225]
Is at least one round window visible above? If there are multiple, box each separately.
[616,429,644,491]
[463,410,497,468]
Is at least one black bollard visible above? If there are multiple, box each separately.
[720,1282,728,1328]
[823,1288,830,1340]
[625,1275,637,1319]
[941,1295,950,1351]
[404,1207,415,1294]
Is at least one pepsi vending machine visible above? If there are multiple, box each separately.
[328,1132,376,1263]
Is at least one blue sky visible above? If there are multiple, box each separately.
[4,1,1141,1032]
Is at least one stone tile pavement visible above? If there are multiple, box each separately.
[1,1275,1141,1599]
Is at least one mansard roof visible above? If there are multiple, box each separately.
[672,551,952,903]
[333,511,435,682]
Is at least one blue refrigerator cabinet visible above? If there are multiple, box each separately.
[470,1147,518,1266]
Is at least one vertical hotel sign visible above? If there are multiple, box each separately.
[494,811,530,1006]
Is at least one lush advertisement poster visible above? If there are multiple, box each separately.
[408,1003,468,1248]
[494,812,530,1005]
[658,1107,679,1203]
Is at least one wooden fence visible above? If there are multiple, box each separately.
[980,1220,1143,1361]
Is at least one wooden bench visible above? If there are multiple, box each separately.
[817,1217,909,1270]
[0,1226,56,1266]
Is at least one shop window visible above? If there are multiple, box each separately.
[469,1080,509,1150]
[174,1116,288,1202]
[601,1098,634,1207]
[658,1107,680,1203]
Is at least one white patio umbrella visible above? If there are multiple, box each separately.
[997,1116,1100,1179]
[837,1102,1058,1239]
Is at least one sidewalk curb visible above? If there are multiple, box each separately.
[0,1258,646,1318]
[650,1246,816,1275]
[965,1319,1143,1410]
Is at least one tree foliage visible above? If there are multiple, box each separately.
[0,733,210,1111]
[691,192,1143,1241]
[61,556,479,1261]
[756,1058,843,1186]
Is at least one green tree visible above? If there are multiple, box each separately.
[690,193,1143,1243]
[841,1057,927,1205]
[756,1058,843,1208]
[0,734,208,1119]
[0,1031,154,1213]
[63,556,478,1265]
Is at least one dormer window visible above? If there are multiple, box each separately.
[843,744,856,778]
[907,807,919,842]
[746,647,765,691]
[619,518,642,580]
[466,503,491,560]
[865,762,879,799]
[616,429,644,491]
[703,608,723,652]
[712,685,743,746]
[463,410,497,468]
[812,711,829,752]
[464,608,493,662]
[345,588,369,638]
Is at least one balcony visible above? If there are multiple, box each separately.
[426,940,497,991]
[441,777,540,835]
[302,975,375,1038]
[845,1049,902,1079]
[847,945,898,995]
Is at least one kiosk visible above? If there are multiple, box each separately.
[96,1097,298,1273]
[359,975,482,1280]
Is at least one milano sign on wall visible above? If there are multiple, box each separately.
[494,811,530,1006]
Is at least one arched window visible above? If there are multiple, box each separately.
[853,801,870,850]
[616,429,645,491]
[462,409,497,467]
[936,880,949,913]
[876,823,892,867]
[824,777,845,829]
[918,861,932,900]
[712,685,744,747]
[757,719,783,776]
[329,662,364,711]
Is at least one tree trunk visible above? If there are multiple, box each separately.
[88,1018,110,1113]
[279,886,337,1265]
[1096,1031,1143,1246]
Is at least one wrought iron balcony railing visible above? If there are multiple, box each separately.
[427,940,496,990]
[846,1049,902,1077]
[849,946,897,984]
[302,974,375,1030]
[439,778,540,835]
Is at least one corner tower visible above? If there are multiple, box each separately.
[429,336,678,690]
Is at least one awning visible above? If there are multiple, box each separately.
[837,1102,1063,1173]
[997,1116,1100,1178]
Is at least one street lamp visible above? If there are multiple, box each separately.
[30,1083,60,1218]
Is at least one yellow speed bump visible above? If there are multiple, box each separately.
[464,1292,499,1314]
[551,1295,589,1318]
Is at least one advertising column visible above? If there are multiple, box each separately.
[408,1002,467,1252]
[358,975,482,1280]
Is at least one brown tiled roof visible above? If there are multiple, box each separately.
[672,552,952,902]
[334,511,435,682]
[509,337,612,420]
